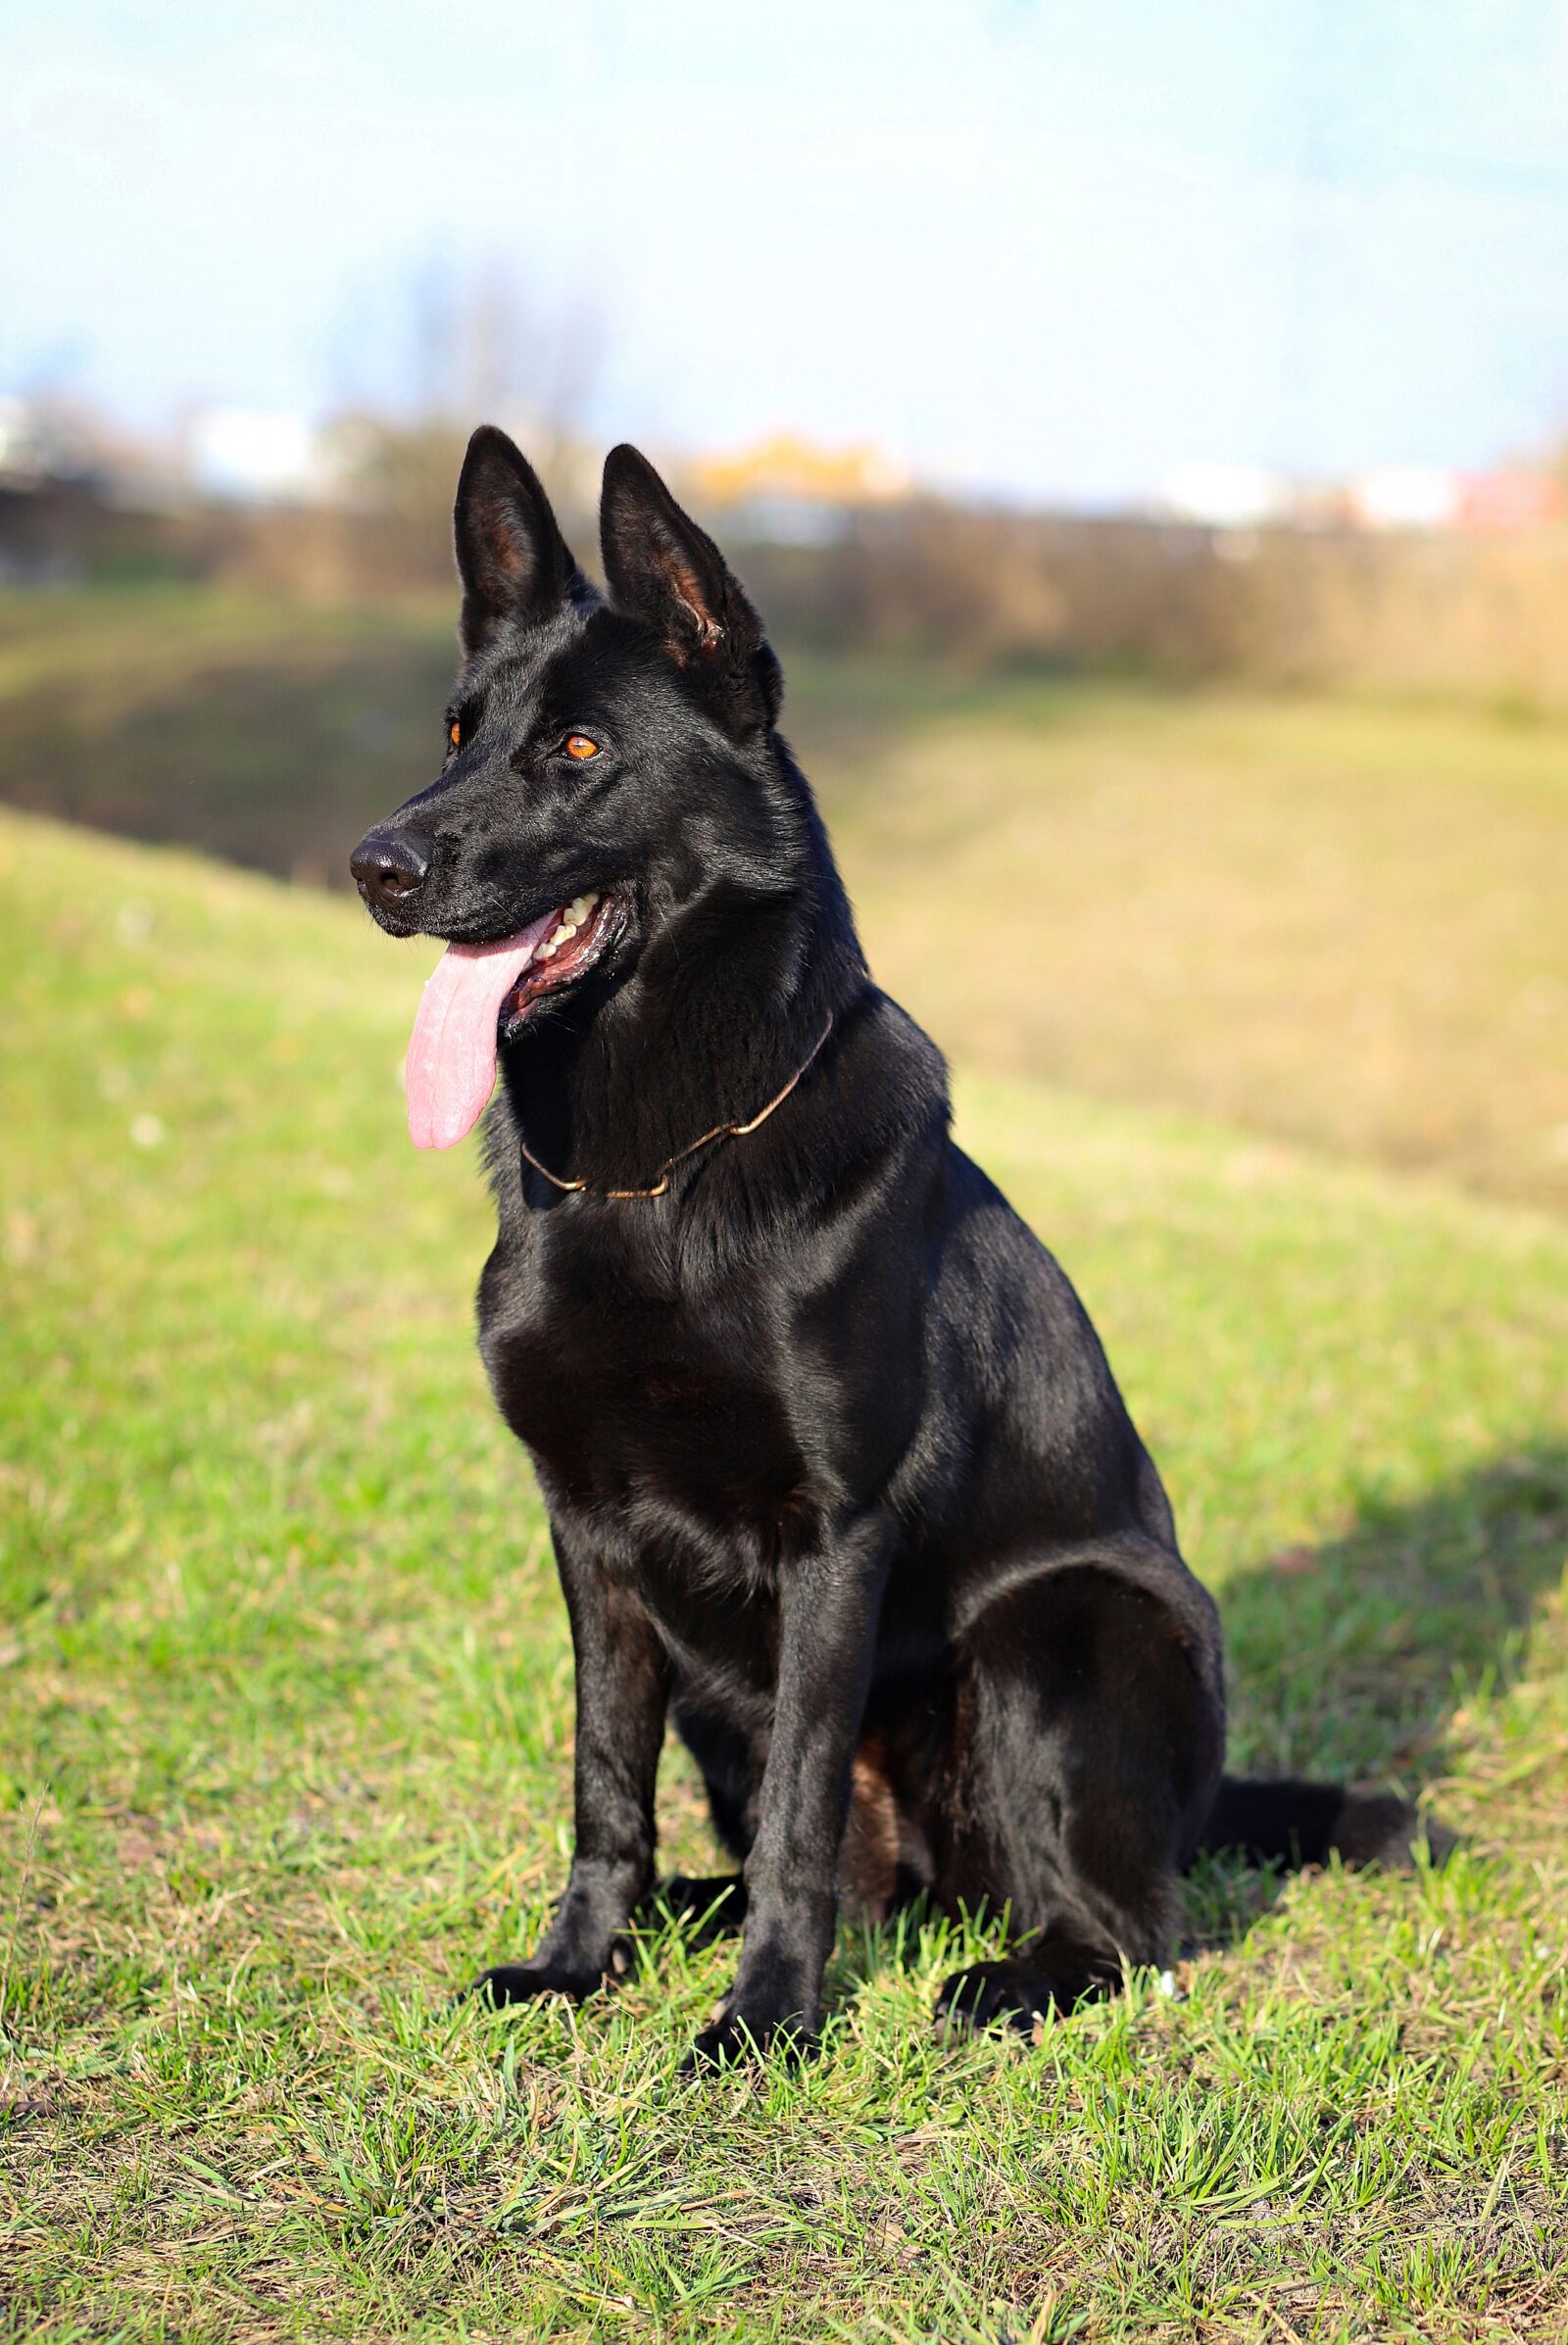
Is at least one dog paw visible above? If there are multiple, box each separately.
[469,1955,619,2009]
[680,2001,815,2073]
[935,1960,1051,2036]
[934,1953,1117,2037]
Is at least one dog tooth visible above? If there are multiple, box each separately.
[548,923,572,949]
[581,892,599,909]
[539,938,559,958]
[566,897,590,925]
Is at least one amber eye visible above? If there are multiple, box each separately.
[448,719,462,750]
[564,733,600,761]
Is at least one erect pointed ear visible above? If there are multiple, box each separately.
[454,425,593,658]
[600,444,782,732]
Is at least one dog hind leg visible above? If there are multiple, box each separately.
[930,1547,1224,2034]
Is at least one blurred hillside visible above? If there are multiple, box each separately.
[1,583,1564,1215]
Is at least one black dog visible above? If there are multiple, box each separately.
[351,429,1424,2063]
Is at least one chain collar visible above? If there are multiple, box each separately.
[515,1016,835,1200]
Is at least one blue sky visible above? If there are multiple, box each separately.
[6,0,1568,501]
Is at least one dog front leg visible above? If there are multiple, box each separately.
[474,1535,668,2008]
[685,1518,890,2067]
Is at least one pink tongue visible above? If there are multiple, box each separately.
[405,911,560,1149]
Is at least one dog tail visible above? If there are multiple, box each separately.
[1195,1774,1448,1871]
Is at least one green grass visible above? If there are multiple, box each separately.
[2,808,1567,2342]
[3,585,1567,1211]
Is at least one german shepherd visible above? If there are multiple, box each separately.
[350,429,1426,2065]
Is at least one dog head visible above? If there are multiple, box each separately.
[350,430,810,1146]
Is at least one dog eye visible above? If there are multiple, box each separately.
[447,719,462,750]
[564,734,600,761]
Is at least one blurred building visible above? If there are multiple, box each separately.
[1453,470,1566,532]
[689,430,910,543]
[1156,463,1297,530]
[183,408,325,503]
[1345,466,1462,531]
[693,430,909,508]
[1158,456,1565,536]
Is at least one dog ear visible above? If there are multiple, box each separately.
[600,444,782,732]
[454,426,592,657]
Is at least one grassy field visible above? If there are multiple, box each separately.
[3,808,1567,2341]
[3,586,1567,1212]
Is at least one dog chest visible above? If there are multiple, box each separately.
[479,1254,824,1559]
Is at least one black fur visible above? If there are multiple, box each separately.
[350,430,1431,2064]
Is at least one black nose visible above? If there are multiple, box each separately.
[350,830,429,910]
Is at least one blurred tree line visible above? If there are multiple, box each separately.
[5,251,1568,709]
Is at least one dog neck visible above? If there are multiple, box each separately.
[495,846,866,1201]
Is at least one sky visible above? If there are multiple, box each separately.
[6,0,1568,504]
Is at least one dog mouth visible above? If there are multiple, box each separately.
[497,890,617,1037]
[404,890,625,1151]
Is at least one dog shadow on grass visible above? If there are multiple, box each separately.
[1214,1437,1566,1785]
[1170,1435,1567,1956]
[816,1438,1568,2005]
